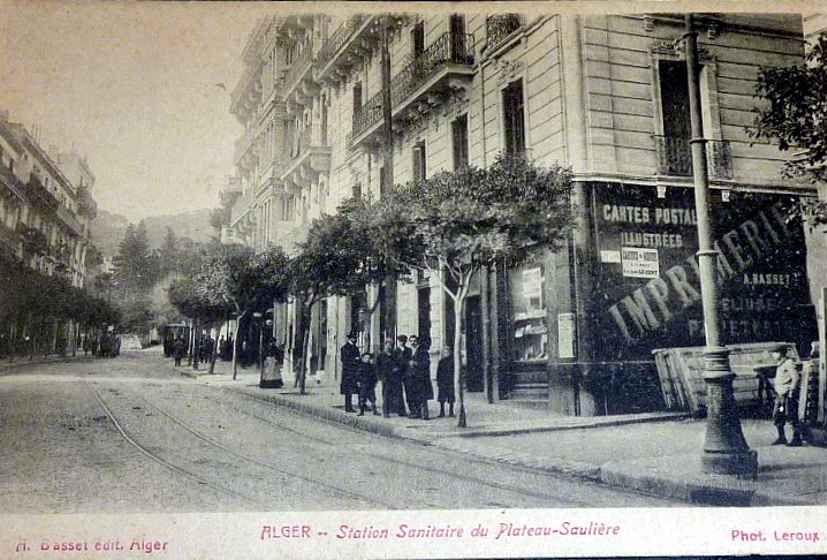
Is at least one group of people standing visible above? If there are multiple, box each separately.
[340,333,456,419]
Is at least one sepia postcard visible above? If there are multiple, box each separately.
[1,0,826,558]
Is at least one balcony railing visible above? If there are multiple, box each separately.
[485,14,522,53]
[653,136,734,179]
[317,16,367,71]
[288,128,313,161]
[0,220,18,250]
[350,31,476,142]
[283,42,314,97]
[57,205,83,237]
[27,175,60,211]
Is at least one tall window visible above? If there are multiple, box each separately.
[659,61,692,141]
[452,114,469,170]
[411,22,425,57]
[449,14,466,61]
[379,166,387,196]
[352,182,362,200]
[502,79,526,156]
[352,82,362,115]
[412,141,426,183]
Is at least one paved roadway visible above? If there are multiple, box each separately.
[0,352,679,513]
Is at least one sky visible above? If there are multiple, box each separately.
[0,1,279,221]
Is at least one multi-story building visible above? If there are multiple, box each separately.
[225,12,817,415]
[0,115,96,288]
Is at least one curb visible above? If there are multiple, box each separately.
[598,460,818,507]
[439,412,692,439]
[0,355,95,374]
[179,369,818,507]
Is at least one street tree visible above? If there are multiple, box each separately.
[372,153,575,427]
[338,196,422,351]
[197,243,290,379]
[751,32,827,222]
[288,215,367,394]
[159,227,179,277]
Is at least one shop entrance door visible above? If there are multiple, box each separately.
[465,296,484,392]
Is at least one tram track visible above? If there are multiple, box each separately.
[209,388,600,508]
[95,386,395,509]
[93,388,255,505]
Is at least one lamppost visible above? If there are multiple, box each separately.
[684,14,757,477]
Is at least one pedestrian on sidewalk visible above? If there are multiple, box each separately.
[357,352,380,416]
[437,346,455,418]
[395,335,414,417]
[340,332,360,413]
[173,336,186,367]
[771,345,804,447]
[377,339,405,417]
[410,336,433,420]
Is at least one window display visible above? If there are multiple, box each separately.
[509,263,547,363]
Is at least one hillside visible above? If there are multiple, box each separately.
[90,208,215,257]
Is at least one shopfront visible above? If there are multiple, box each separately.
[584,182,817,413]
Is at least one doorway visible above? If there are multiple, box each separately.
[465,296,484,392]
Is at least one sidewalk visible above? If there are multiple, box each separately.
[0,353,94,373]
[169,355,827,507]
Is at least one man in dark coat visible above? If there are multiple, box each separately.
[376,340,398,418]
[410,336,433,420]
[437,346,456,417]
[173,336,186,367]
[356,352,379,416]
[340,332,360,412]
[394,335,415,417]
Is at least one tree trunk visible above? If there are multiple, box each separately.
[208,325,218,375]
[299,317,310,395]
[192,317,200,370]
[187,319,194,366]
[454,294,467,428]
[232,313,245,381]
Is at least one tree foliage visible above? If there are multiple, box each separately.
[752,33,827,222]
[370,153,576,426]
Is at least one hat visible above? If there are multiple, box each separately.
[397,335,408,343]
[347,332,358,340]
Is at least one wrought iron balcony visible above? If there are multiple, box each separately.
[77,186,97,219]
[485,14,522,53]
[0,220,19,252]
[27,175,60,211]
[317,16,368,71]
[0,159,25,201]
[282,127,332,190]
[653,135,733,180]
[350,31,476,145]
[283,41,314,99]
[57,205,83,237]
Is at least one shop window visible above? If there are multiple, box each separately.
[502,79,525,156]
[509,261,547,363]
[452,114,469,170]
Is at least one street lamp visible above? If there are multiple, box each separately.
[684,14,757,477]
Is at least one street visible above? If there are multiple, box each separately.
[0,352,678,513]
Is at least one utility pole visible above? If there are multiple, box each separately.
[684,14,757,477]
[377,14,396,352]
[380,14,394,189]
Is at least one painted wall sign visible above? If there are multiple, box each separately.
[621,247,660,278]
[591,183,816,361]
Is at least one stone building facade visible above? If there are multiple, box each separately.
[225,12,816,415]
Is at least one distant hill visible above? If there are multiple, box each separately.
[141,209,216,249]
[90,208,215,257]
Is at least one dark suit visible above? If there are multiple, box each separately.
[377,350,404,416]
[395,345,416,416]
[340,341,360,411]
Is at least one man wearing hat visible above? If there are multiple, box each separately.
[340,332,360,413]
[771,344,804,447]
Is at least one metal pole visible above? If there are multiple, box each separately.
[684,14,757,477]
